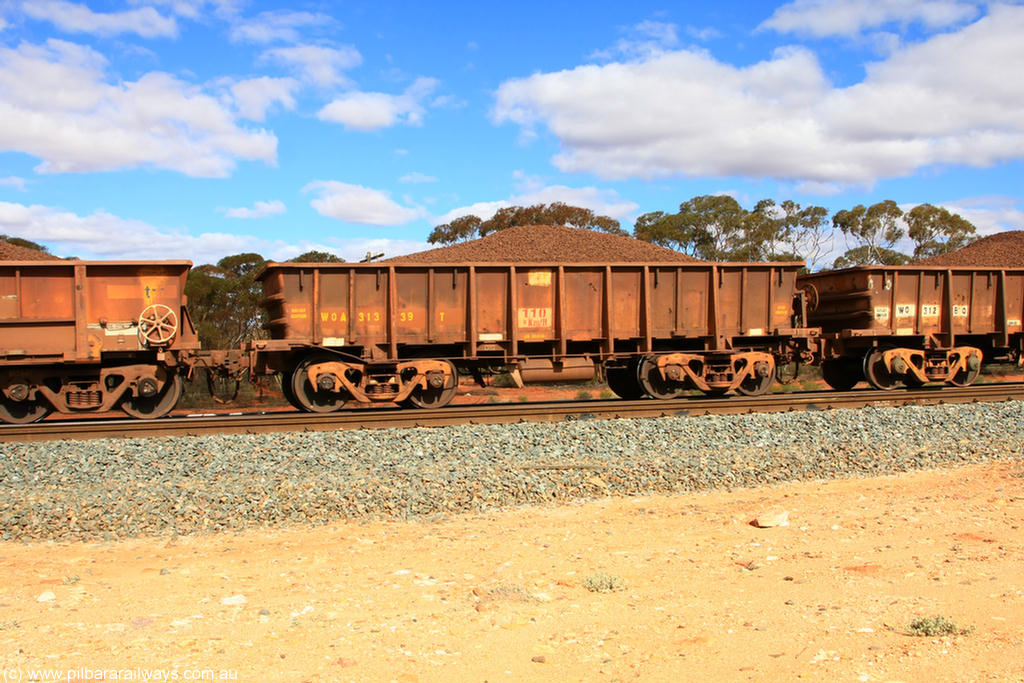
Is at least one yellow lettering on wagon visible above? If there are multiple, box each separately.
[357,311,382,323]
[290,306,308,320]
[319,310,347,323]
[518,307,552,328]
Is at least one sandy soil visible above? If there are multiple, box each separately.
[1,460,1022,683]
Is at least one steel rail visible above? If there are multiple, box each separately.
[2,382,1023,443]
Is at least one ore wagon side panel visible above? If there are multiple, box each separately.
[0,261,197,362]
[258,260,810,360]
[475,268,510,342]
[562,268,603,340]
[0,264,76,357]
[610,268,642,339]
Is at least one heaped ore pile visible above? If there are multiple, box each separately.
[916,230,1024,267]
[388,224,703,263]
[0,240,61,261]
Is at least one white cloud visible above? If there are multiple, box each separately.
[229,76,298,121]
[0,17,8,31]
[22,0,179,38]
[759,0,981,37]
[260,44,362,87]
[0,199,430,264]
[399,172,438,183]
[0,39,277,177]
[492,6,1024,186]
[941,196,1024,236]
[592,20,681,61]
[433,182,638,226]
[0,200,265,262]
[223,199,285,219]
[0,176,27,191]
[318,77,439,131]
[229,10,333,44]
[133,0,238,21]
[303,180,426,225]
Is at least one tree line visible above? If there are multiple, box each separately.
[428,197,978,271]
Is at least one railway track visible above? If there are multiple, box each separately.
[2,382,1023,443]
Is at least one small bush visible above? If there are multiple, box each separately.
[575,390,592,400]
[584,572,626,593]
[908,615,974,637]
[599,389,615,399]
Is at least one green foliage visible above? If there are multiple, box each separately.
[905,203,978,259]
[185,252,268,349]
[427,202,624,245]
[289,250,345,262]
[907,615,973,637]
[634,195,827,264]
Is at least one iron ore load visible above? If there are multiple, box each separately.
[800,265,1024,390]
[252,260,818,412]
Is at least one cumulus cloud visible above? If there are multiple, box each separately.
[492,5,1024,186]
[759,0,981,37]
[318,77,439,131]
[0,39,277,177]
[22,0,179,38]
[0,176,27,191]
[260,44,362,87]
[223,199,286,219]
[229,9,333,44]
[433,182,639,225]
[229,76,298,120]
[303,181,426,225]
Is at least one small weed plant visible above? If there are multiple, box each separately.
[584,572,626,593]
[908,615,974,637]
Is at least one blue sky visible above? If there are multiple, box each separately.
[0,0,1022,269]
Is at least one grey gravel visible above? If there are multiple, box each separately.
[2,400,1022,541]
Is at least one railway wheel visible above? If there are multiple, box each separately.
[402,360,458,408]
[949,354,982,387]
[820,357,861,391]
[736,359,775,396]
[863,349,899,390]
[291,354,349,413]
[121,373,183,419]
[637,356,686,400]
[0,395,51,424]
[605,364,644,399]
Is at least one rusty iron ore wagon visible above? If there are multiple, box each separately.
[252,261,818,412]
[799,265,1024,390]
[0,260,204,423]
